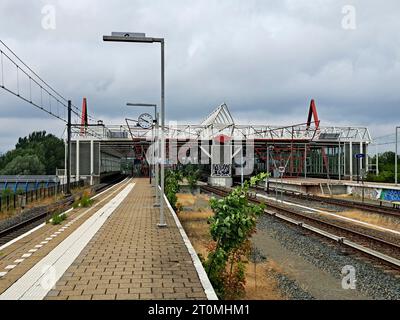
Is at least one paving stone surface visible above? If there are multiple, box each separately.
[45,179,207,300]
[0,180,131,295]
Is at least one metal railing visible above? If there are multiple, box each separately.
[0,180,85,212]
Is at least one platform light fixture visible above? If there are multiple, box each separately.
[104,32,167,228]
[396,127,399,185]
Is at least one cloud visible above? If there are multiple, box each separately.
[0,0,399,151]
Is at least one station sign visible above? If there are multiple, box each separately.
[355,153,365,159]
[278,166,285,173]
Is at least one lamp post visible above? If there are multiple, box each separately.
[396,127,399,185]
[241,148,244,188]
[66,100,72,196]
[104,32,167,227]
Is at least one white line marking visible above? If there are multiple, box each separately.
[257,194,400,236]
[163,193,218,301]
[35,245,43,248]
[5,265,16,270]
[14,259,25,263]
[45,238,52,241]
[0,182,135,300]
[0,272,7,278]
[28,249,38,253]
[0,178,129,252]
[40,242,48,245]
[21,254,32,258]
[0,223,45,252]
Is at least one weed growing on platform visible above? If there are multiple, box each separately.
[201,172,268,299]
[73,192,93,209]
[51,212,67,225]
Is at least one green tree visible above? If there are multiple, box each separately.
[0,131,64,175]
[367,151,399,183]
[0,155,46,175]
[202,172,268,299]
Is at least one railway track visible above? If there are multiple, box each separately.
[250,184,400,218]
[200,185,400,270]
[0,176,125,247]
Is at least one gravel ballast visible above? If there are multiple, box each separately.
[257,214,400,300]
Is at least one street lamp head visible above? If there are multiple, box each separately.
[111,32,146,38]
[103,32,163,43]
[127,103,157,108]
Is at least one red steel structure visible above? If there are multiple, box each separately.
[80,98,88,136]
[253,99,326,178]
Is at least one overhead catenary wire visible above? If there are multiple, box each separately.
[0,39,97,125]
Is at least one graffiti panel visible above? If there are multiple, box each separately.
[380,189,400,202]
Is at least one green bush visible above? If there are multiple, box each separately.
[165,169,183,210]
[1,188,14,200]
[184,164,200,193]
[202,172,268,299]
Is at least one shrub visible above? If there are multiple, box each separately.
[184,164,200,193]
[165,169,183,210]
[202,172,268,299]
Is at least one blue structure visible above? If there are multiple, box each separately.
[0,176,59,193]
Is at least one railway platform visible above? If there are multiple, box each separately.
[0,178,216,300]
[266,177,400,203]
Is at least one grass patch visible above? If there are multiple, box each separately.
[73,192,94,209]
[51,212,67,225]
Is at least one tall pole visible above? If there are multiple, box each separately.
[304,143,307,179]
[396,127,399,185]
[159,40,167,227]
[266,145,269,193]
[356,155,359,184]
[154,112,160,207]
[338,139,341,181]
[241,147,244,188]
[150,126,153,185]
[349,141,353,181]
[66,100,72,195]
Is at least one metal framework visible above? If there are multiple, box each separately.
[74,109,371,145]
[69,100,372,182]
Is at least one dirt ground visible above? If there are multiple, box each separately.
[176,193,286,300]
[337,209,400,231]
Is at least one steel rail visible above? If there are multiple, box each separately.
[200,185,400,270]
[251,184,400,218]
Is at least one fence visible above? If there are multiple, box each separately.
[0,180,85,212]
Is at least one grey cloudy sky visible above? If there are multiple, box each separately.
[0,0,399,152]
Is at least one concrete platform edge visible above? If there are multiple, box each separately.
[163,193,218,300]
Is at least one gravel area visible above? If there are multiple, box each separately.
[269,269,315,300]
[257,192,400,255]
[257,214,400,300]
